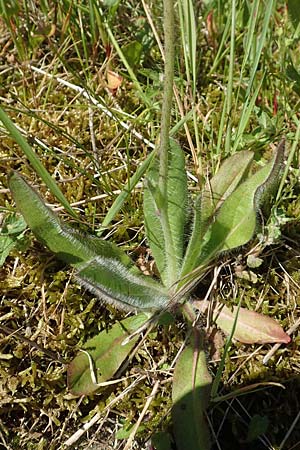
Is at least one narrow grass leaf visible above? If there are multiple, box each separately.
[0,107,77,218]
[232,0,260,150]
[276,125,299,202]
[233,73,265,153]
[245,0,274,97]
[104,21,150,106]
[178,0,197,95]
[241,0,259,66]
[99,150,155,234]
[212,382,284,403]
[172,332,212,450]
[224,0,236,154]
[67,314,148,396]
[76,256,169,311]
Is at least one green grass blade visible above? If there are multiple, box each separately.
[104,21,150,106]
[209,12,231,77]
[178,0,197,95]
[177,0,201,171]
[276,118,300,202]
[241,0,260,71]
[245,0,274,97]
[88,0,97,46]
[232,74,265,153]
[234,0,259,102]
[98,149,156,234]
[224,0,236,155]
[0,107,77,218]
[232,0,259,122]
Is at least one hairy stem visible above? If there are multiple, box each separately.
[158,0,177,286]
[159,0,175,187]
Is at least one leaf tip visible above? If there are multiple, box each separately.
[280,333,291,344]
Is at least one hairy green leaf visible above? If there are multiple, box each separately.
[8,172,134,268]
[68,314,148,396]
[76,256,169,311]
[172,332,212,450]
[181,150,254,277]
[143,139,188,285]
[197,142,284,266]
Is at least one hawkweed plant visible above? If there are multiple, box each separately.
[4,0,291,449]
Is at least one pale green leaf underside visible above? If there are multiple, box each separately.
[76,256,169,311]
[68,314,148,396]
[143,139,188,285]
[172,336,212,450]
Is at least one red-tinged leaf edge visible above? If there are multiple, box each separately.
[194,300,291,344]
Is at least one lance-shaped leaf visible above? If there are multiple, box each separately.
[8,172,134,269]
[172,331,212,450]
[181,151,254,277]
[76,256,169,311]
[196,141,285,266]
[215,305,291,344]
[194,300,291,344]
[143,139,188,285]
[68,313,148,396]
